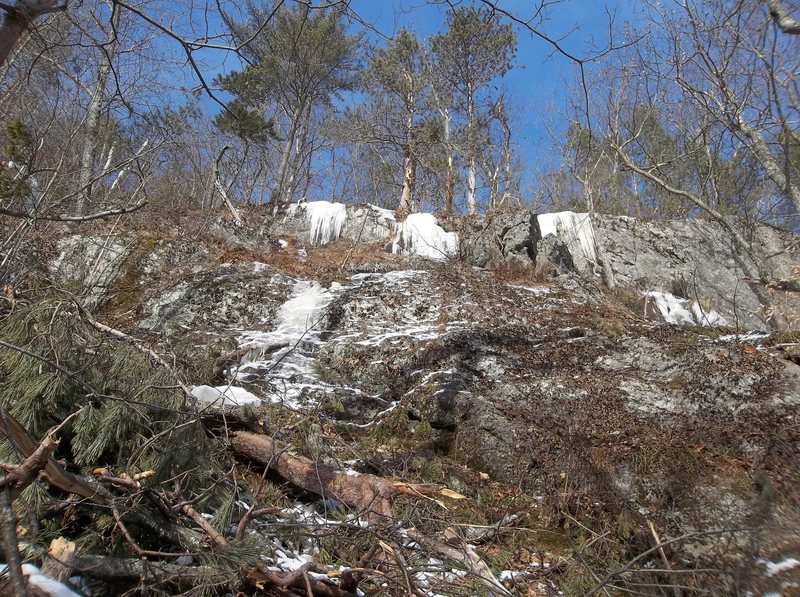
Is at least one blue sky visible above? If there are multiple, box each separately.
[341,1,641,187]
[194,1,641,196]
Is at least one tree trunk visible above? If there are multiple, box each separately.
[0,1,62,68]
[229,431,449,526]
[78,60,113,213]
[466,90,477,215]
[466,156,477,215]
[285,100,312,202]
[440,107,454,215]
[397,152,416,219]
[273,101,304,205]
[499,114,513,207]
[735,113,800,215]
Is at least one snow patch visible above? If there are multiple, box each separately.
[537,211,597,262]
[762,557,800,577]
[393,213,458,259]
[718,331,771,343]
[646,291,727,327]
[369,204,396,221]
[509,284,551,295]
[0,564,81,597]
[287,201,348,244]
[191,385,261,407]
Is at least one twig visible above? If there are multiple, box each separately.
[235,506,281,540]
[84,317,194,401]
[0,485,28,597]
[0,200,148,222]
[586,527,758,596]
[181,503,227,548]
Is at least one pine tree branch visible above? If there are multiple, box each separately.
[0,434,57,500]
[0,408,110,504]
[84,318,195,402]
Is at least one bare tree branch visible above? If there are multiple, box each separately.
[764,0,800,34]
[0,200,147,221]
[0,0,65,67]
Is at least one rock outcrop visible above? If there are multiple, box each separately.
[270,203,800,331]
[42,208,800,594]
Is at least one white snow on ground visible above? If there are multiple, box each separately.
[761,557,800,576]
[509,284,551,295]
[287,201,348,244]
[537,211,597,262]
[191,384,261,407]
[393,213,459,259]
[646,291,727,327]
[718,331,771,342]
[0,564,80,597]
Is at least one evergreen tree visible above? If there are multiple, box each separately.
[216,3,361,205]
[359,29,430,216]
[430,4,516,215]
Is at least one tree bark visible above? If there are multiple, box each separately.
[397,150,416,219]
[466,90,477,215]
[78,3,117,214]
[212,146,243,226]
[230,431,446,525]
[273,101,304,205]
[0,1,63,68]
[764,0,800,34]
[0,409,110,504]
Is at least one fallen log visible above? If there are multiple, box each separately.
[64,552,356,596]
[230,431,459,525]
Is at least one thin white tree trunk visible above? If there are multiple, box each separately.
[397,88,416,218]
[212,146,243,226]
[466,90,477,215]
[274,101,304,204]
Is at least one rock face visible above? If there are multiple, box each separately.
[276,202,396,246]
[263,203,800,331]
[43,215,800,593]
[592,215,799,331]
[50,234,136,308]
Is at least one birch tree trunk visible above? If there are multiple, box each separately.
[397,86,416,218]
[465,90,477,215]
[78,61,113,212]
[285,100,312,202]
[441,108,455,215]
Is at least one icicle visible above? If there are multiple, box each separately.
[287,201,348,244]
[392,213,459,260]
[537,211,597,262]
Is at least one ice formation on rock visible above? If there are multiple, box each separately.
[287,201,348,244]
[646,291,727,327]
[537,211,597,262]
[392,212,459,259]
[235,281,339,409]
